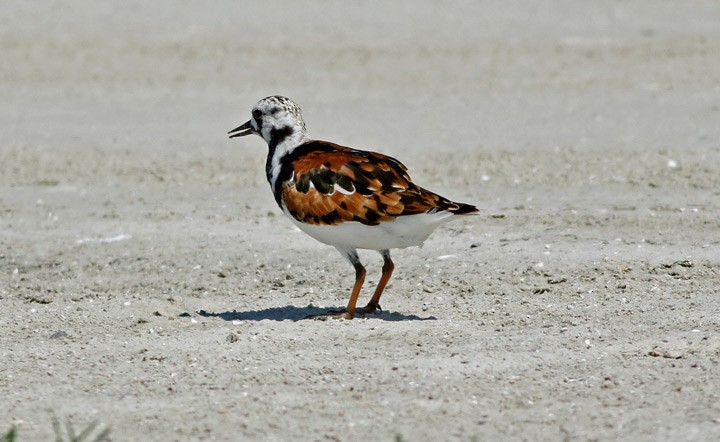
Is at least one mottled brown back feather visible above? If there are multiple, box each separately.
[281,141,477,226]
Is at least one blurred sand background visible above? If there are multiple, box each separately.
[1,1,719,440]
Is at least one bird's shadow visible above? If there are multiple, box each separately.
[197,304,436,322]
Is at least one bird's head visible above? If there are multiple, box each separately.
[228,95,309,149]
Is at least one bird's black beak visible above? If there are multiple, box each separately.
[228,120,254,138]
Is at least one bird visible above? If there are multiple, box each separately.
[228,96,478,319]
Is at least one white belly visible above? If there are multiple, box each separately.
[283,208,458,251]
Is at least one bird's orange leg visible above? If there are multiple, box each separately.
[307,249,366,320]
[342,263,366,319]
[356,250,393,315]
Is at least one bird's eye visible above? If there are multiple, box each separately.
[252,109,262,120]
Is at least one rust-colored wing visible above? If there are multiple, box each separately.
[280,141,475,226]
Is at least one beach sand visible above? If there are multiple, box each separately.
[1,1,719,440]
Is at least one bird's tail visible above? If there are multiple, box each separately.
[449,202,479,215]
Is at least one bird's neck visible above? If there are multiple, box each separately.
[265,126,309,193]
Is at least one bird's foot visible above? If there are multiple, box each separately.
[304,304,381,321]
[354,302,382,316]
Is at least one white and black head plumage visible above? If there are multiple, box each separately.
[228,95,308,150]
[229,95,313,195]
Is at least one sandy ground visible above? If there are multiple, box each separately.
[2,1,720,441]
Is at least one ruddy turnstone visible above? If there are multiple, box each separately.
[229,96,478,319]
